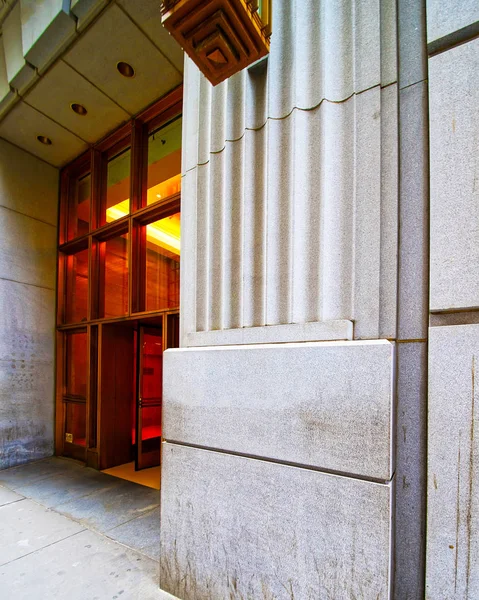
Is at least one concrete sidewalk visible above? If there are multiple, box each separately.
[0,457,176,600]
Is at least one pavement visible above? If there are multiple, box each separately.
[0,457,177,600]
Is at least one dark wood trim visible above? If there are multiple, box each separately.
[55,331,65,456]
[91,149,102,232]
[133,193,181,225]
[56,308,180,330]
[130,120,146,214]
[95,121,132,153]
[59,236,89,255]
[93,217,129,242]
[136,84,183,124]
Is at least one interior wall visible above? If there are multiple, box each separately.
[0,137,59,469]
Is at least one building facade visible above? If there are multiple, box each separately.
[0,1,478,598]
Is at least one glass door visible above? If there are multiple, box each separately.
[135,326,163,470]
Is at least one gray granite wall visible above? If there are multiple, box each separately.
[0,138,58,469]
[426,2,479,597]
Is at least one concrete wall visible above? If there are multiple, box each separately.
[162,1,429,598]
[426,2,479,598]
[0,138,58,469]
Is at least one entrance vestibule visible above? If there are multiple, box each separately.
[56,89,182,487]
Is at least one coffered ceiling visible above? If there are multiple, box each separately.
[0,0,184,167]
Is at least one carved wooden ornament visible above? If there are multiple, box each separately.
[161,0,271,86]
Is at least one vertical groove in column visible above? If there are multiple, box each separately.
[352,88,382,338]
[225,70,246,141]
[207,85,227,330]
[222,74,245,329]
[208,151,225,331]
[323,0,354,100]
[265,114,293,325]
[320,101,354,322]
[243,64,268,328]
[195,164,209,332]
[243,125,267,328]
[197,75,212,165]
[379,84,399,340]
[223,137,244,329]
[293,0,323,109]
[209,80,227,153]
[292,107,323,323]
[267,0,294,119]
[180,168,197,346]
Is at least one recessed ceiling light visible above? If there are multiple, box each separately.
[117,61,135,78]
[37,135,52,145]
[71,103,88,116]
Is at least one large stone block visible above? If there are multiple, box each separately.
[429,38,479,311]
[164,340,395,480]
[426,0,479,43]
[2,2,38,93]
[0,138,58,225]
[21,0,77,71]
[0,206,57,289]
[160,444,392,600]
[70,0,108,32]
[427,324,479,598]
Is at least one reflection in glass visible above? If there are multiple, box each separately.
[65,248,88,323]
[68,174,90,240]
[66,331,87,397]
[146,118,182,206]
[103,232,129,317]
[65,402,86,446]
[144,212,180,311]
[105,148,131,223]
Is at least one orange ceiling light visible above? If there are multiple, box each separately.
[160,0,271,86]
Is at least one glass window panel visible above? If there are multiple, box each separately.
[66,331,87,397]
[144,212,180,311]
[68,174,90,240]
[105,148,131,223]
[65,248,88,323]
[103,232,129,317]
[146,118,182,206]
[65,402,86,446]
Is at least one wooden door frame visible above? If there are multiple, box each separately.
[54,86,183,467]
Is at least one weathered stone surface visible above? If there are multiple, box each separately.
[0,279,55,469]
[429,39,479,311]
[164,340,395,480]
[395,342,427,599]
[426,0,479,43]
[398,81,428,340]
[160,443,392,600]
[427,324,479,598]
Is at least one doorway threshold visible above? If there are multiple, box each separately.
[101,462,160,490]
